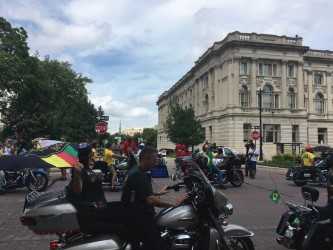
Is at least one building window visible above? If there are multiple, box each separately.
[314,73,323,86]
[263,124,281,143]
[243,123,252,142]
[240,85,250,107]
[273,64,278,76]
[287,64,295,78]
[240,62,248,75]
[262,84,273,109]
[274,94,279,109]
[318,128,327,144]
[288,87,296,109]
[292,125,299,143]
[264,64,272,76]
[258,63,264,76]
[257,63,278,76]
[314,92,325,113]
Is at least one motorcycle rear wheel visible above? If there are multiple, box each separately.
[230,170,243,187]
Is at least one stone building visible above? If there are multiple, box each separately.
[122,128,144,137]
[157,31,333,159]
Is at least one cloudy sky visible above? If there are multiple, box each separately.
[1,0,332,132]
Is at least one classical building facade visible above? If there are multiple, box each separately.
[157,31,333,159]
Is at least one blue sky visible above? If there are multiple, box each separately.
[1,0,333,132]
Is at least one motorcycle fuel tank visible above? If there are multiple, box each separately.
[156,205,198,230]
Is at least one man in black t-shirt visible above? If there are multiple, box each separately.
[121,146,178,250]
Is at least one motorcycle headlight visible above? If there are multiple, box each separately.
[224,202,233,216]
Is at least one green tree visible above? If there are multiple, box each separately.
[165,103,205,149]
[0,17,98,143]
[142,128,157,147]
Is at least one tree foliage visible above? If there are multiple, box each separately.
[142,128,157,147]
[0,17,97,143]
[165,103,205,147]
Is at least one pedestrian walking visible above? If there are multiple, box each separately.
[245,140,258,179]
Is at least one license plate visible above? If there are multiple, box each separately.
[304,173,311,177]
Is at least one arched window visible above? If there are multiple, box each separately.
[315,92,325,113]
[262,84,273,109]
[240,85,249,107]
[288,87,296,109]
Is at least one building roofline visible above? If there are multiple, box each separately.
[156,31,329,105]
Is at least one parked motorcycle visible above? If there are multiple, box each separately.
[20,161,255,250]
[291,159,329,186]
[0,167,48,192]
[276,186,333,250]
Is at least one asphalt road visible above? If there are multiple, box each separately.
[0,163,328,250]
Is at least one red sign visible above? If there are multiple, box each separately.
[95,121,108,134]
[251,130,260,140]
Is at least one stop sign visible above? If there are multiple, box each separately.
[95,121,108,134]
[251,130,260,140]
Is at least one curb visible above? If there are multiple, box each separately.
[257,165,287,171]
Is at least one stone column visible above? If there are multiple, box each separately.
[327,72,333,113]
[233,58,240,107]
[308,71,314,113]
[297,62,304,109]
[250,58,257,108]
[281,60,287,109]
[304,71,308,112]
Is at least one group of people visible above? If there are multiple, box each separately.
[0,138,28,156]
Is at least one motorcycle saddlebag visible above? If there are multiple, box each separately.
[21,191,80,234]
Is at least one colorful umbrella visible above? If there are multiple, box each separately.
[0,143,79,170]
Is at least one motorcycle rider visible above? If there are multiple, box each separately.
[70,143,106,204]
[104,143,118,189]
[121,146,182,250]
[301,145,315,168]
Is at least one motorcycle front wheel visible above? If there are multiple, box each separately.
[27,172,48,192]
[229,237,255,250]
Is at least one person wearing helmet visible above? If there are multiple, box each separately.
[301,145,316,168]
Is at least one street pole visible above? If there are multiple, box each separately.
[259,88,263,161]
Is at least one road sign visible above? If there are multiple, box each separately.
[251,130,261,141]
[99,115,109,121]
[95,121,108,134]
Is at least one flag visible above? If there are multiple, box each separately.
[270,190,281,204]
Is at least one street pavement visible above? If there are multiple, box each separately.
[0,162,328,250]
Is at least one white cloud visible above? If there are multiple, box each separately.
[1,0,333,131]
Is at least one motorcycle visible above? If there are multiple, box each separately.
[94,158,128,190]
[291,159,329,186]
[192,153,243,188]
[0,167,48,193]
[276,186,333,250]
[20,161,255,250]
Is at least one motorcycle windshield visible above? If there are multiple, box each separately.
[185,160,229,211]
